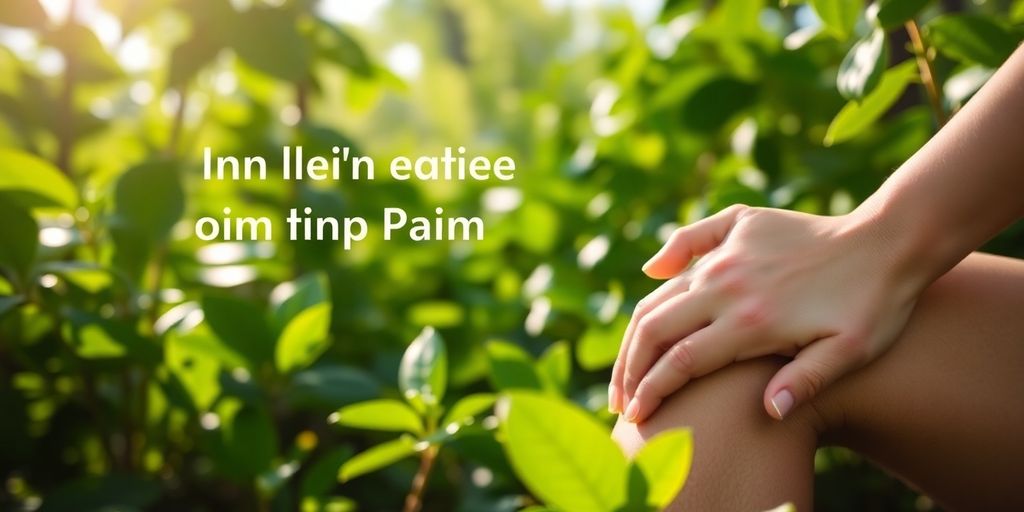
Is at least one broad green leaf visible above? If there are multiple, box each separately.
[811,0,861,40]
[211,401,278,478]
[576,315,630,371]
[33,474,160,512]
[0,0,47,28]
[537,341,571,394]
[112,159,184,241]
[399,327,448,411]
[166,331,222,411]
[203,295,274,369]
[631,428,694,509]
[300,446,352,499]
[485,340,543,391]
[0,201,37,282]
[331,399,424,435]
[270,273,330,331]
[408,301,464,328]
[230,6,311,81]
[441,393,496,428]
[168,32,224,88]
[276,303,332,374]
[501,392,628,512]
[874,0,931,29]
[0,149,77,209]
[681,76,757,133]
[825,61,917,146]
[837,27,888,100]
[309,17,374,77]
[338,436,419,482]
[926,14,1019,68]
[62,309,158,363]
[287,364,380,410]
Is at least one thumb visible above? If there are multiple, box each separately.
[763,335,863,420]
[643,204,747,279]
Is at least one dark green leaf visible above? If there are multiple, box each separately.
[203,294,274,369]
[211,401,278,478]
[837,28,888,100]
[112,159,184,241]
[286,364,380,410]
[0,201,37,283]
[680,76,757,133]
[874,0,931,29]
[926,14,1019,68]
[230,6,312,81]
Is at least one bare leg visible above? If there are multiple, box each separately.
[613,252,1024,511]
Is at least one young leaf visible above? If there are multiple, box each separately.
[873,0,931,29]
[275,303,332,374]
[926,14,1019,68]
[338,436,419,482]
[441,393,496,429]
[485,340,543,391]
[810,0,861,40]
[331,399,424,435]
[631,428,694,509]
[837,27,888,101]
[537,341,571,394]
[825,61,917,146]
[0,149,77,209]
[399,327,448,411]
[500,392,628,512]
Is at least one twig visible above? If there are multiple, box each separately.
[905,20,948,128]
[402,445,439,512]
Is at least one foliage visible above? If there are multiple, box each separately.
[1,0,1023,511]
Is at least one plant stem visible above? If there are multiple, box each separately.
[402,445,439,512]
[904,19,948,128]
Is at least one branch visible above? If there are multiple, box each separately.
[905,19,948,127]
[402,445,439,512]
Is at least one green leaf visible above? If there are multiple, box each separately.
[825,61,917,146]
[43,23,122,82]
[926,14,1019,68]
[275,303,332,374]
[680,76,757,133]
[0,0,48,28]
[501,392,628,512]
[211,401,278,478]
[873,0,931,30]
[270,273,330,332]
[309,17,374,77]
[33,474,160,512]
[202,295,274,369]
[407,301,464,328]
[286,364,380,410]
[62,309,158,363]
[399,327,448,412]
[230,6,312,81]
[300,446,352,499]
[485,340,543,391]
[441,393,496,428]
[166,331,222,411]
[837,27,888,100]
[338,435,419,482]
[0,202,37,283]
[576,315,630,371]
[331,399,424,435]
[537,341,571,394]
[631,428,694,509]
[0,149,77,209]
[811,0,861,40]
[168,32,224,88]
[0,295,24,317]
[112,159,184,241]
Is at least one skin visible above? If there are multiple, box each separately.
[609,44,1024,424]
[613,252,1024,511]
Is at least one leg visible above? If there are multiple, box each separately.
[613,252,1024,511]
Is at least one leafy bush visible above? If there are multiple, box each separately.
[1,0,1022,511]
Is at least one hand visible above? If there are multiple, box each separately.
[609,204,922,423]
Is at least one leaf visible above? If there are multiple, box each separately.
[825,61,917,146]
[275,303,332,374]
[631,428,694,509]
[407,301,464,328]
[680,76,757,133]
[810,0,861,40]
[0,295,24,317]
[286,364,380,410]
[0,0,47,28]
[112,159,184,241]
[62,309,158,364]
[300,446,352,499]
[202,295,274,369]
[338,436,419,482]
[166,331,222,411]
[331,399,424,435]
[441,393,496,428]
[0,201,37,283]
[270,273,330,332]
[926,14,1019,68]
[576,315,630,371]
[33,474,160,512]
[536,341,571,394]
[42,23,122,82]
[874,0,932,30]
[837,27,888,101]
[309,17,374,77]
[211,401,278,478]
[501,392,628,512]
[485,340,543,391]
[168,32,224,88]
[399,327,448,412]
[229,6,312,81]
[0,149,77,209]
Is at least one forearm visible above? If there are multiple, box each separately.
[852,44,1024,287]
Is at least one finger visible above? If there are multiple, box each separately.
[642,204,747,279]
[763,335,864,420]
[622,289,712,404]
[609,274,692,413]
[624,320,742,423]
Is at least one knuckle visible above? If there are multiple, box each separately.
[623,373,642,393]
[633,297,651,317]
[666,341,695,374]
[635,316,659,344]
[835,332,871,364]
[799,365,829,397]
[734,296,771,329]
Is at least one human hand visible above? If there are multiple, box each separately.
[609,204,922,423]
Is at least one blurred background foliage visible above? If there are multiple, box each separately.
[1,0,1023,510]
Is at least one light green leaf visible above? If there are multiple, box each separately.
[576,315,630,371]
[338,436,419,482]
[874,0,931,29]
[631,428,694,509]
[276,303,332,374]
[501,392,628,512]
[926,14,1019,68]
[0,149,77,209]
[825,61,917,146]
[837,27,888,100]
[407,301,464,328]
[270,273,330,332]
[441,393,496,428]
[399,327,448,412]
[537,341,571,394]
[486,340,543,391]
[331,399,423,435]
[811,0,861,40]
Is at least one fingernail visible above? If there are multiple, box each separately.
[624,399,640,422]
[608,386,621,414]
[641,259,654,274]
[770,389,794,419]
